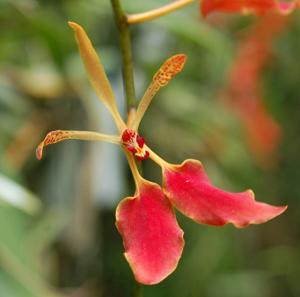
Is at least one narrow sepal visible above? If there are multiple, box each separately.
[163,159,287,228]
[36,130,119,160]
[116,181,184,285]
[68,22,125,130]
[36,130,73,160]
[130,54,186,130]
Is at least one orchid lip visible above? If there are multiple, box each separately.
[121,129,150,161]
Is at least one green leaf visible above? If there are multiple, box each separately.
[0,174,41,214]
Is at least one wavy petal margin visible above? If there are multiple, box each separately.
[201,0,300,17]
[116,181,184,285]
[163,159,287,228]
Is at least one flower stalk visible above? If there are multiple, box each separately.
[110,1,143,293]
[111,0,137,111]
[126,0,194,25]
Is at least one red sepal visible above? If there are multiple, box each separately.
[121,129,150,161]
[116,181,184,285]
[163,159,287,228]
[201,0,277,17]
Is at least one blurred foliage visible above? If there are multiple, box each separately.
[0,0,299,296]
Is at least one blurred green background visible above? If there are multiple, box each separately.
[0,0,299,296]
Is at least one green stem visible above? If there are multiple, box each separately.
[111,0,137,111]
[134,281,144,297]
[110,1,143,296]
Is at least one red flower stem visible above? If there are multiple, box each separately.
[111,0,137,112]
[134,280,144,297]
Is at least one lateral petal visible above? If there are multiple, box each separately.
[130,54,186,130]
[36,130,119,160]
[116,181,184,285]
[163,159,287,228]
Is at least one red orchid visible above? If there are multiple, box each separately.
[223,14,288,162]
[36,22,287,285]
[201,0,300,17]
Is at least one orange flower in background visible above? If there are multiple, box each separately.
[37,22,287,285]
[222,14,289,162]
[201,0,300,17]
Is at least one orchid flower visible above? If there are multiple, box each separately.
[223,14,288,162]
[36,22,287,285]
[201,0,300,17]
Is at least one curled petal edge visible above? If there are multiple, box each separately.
[36,130,120,160]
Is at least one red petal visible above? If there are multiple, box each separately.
[201,0,277,17]
[116,181,184,285]
[136,135,145,148]
[241,99,281,159]
[163,159,287,228]
[278,1,300,13]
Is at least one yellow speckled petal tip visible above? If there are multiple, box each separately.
[36,130,120,160]
[130,54,186,130]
